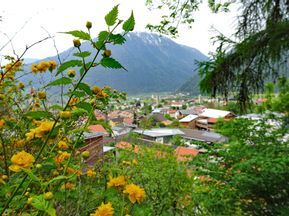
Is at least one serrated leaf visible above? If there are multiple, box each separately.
[110,34,126,45]
[105,5,119,26]
[98,31,110,42]
[47,175,69,185]
[49,104,63,110]
[22,169,41,183]
[73,51,91,58]
[25,111,53,119]
[100,57,126,70]
[123,11,135,31]
[78,82,93,96]
[56,60,82,76]
[64,30,91,40]
[47,77,72,87]
[76,102,93,113]
[70,91,86,97]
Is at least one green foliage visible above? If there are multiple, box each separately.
[56,60,82,76]
[64,30,91,40]
[122,11,135,31]
[100,57,126,70]
[47,77,72,87]
[105,5,119,26]
[192,117,289,215]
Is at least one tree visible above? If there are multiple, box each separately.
[146,0,289,113]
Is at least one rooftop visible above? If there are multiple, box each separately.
[179,114,199,122]
[200,108,232,118]
[134,128,184,137]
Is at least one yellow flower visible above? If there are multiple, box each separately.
[87,169,96,178]
[90,202,114,216]
[61,182,75,190]
[123,184,146,204]
[0,119,5,129]
[54,151,71,164]
[59,111,72,119]
[9,151,35,172]
[58,140,69,150]
[69,97,79,106]
[38,91,47,100]
[14,139,26,148]
[66,167,82,176]
[44,191,53,200]
[27,197,33,205]
[107,176,126,188]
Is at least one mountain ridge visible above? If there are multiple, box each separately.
[21,32,207,95]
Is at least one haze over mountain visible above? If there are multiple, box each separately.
[23,32,207,95]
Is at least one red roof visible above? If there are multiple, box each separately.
[175,147,199,161]
[88,125,108,134]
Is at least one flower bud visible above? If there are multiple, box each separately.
[27,197,33,205]
[86,21,92,29]
[73,39,81,48]
[104,49,112,57]
[82,150,90,159]
[59,111,72,119]
[44,192,53,200]
[67,69,76,78]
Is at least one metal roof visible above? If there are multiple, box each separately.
[200,108,232,118]
[179,114,199,122]
[134,128,184,137]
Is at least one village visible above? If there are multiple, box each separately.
[81,93,271,164]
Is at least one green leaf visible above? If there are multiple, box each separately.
[73,51,91,58]
[76,102,93,113]
[100,57,126,70]
[25,111,53,119]
[56,60,82,76]
[78,82,93,96]
[105,5,118,26]
[22,169,41,183]
[47,77,72,87]
[64,30,91,40]
[32,195,56,216]
[123,11,135,31]
[98,31,110,42]
[49,104,63,110]
[47,175,69,185]
[32,195,46,211]
[95,31,109,50]
[110,34,126,45]
[70,91,86,97]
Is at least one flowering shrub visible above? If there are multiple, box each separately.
[0,5,140,215]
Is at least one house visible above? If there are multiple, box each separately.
[179,114,199,129]
[180,128,228,144]
[170,101,183,109]
[175,147,199,161]
[150,113,172,126]
[133,128,184,144]
[196,108,235,130]
[112,124,133,137]
[88,124,109,136]
[79,132,104,166]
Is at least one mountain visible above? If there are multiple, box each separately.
[22,32,207,95]
[176,73,200,95]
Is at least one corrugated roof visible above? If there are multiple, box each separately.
[134,128,184,137]
[200,108,232,118]
[179,114,198,122]
[180,128,228,143]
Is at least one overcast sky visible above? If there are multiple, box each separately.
[0,0,237,59]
